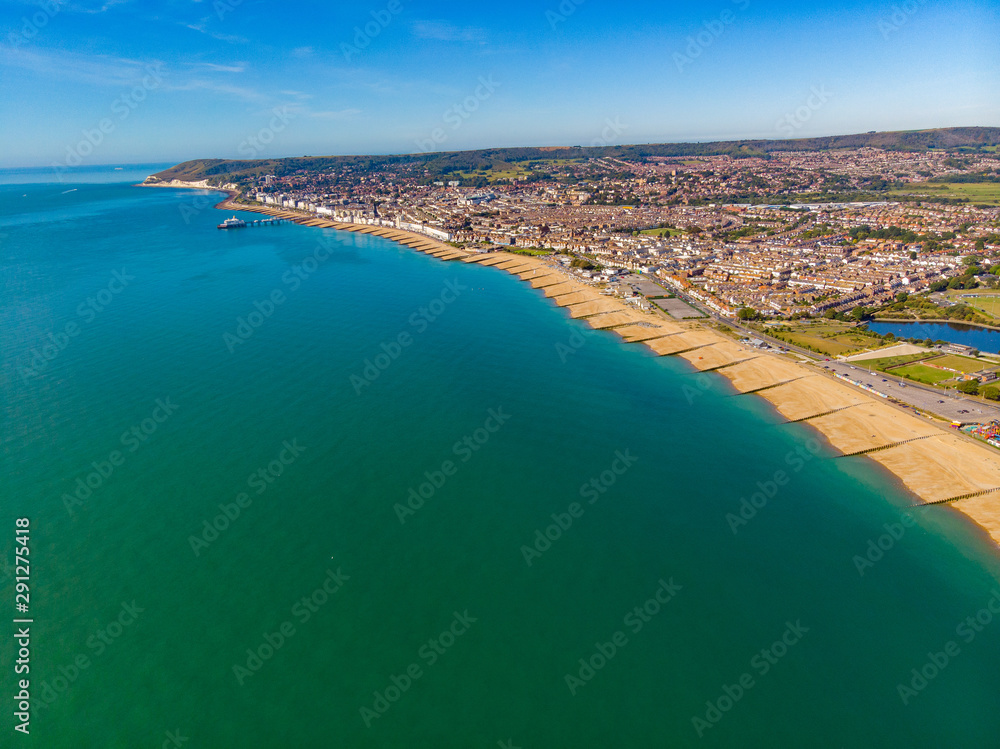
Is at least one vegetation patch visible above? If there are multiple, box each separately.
[863,353,935,371]
[892,363,958,385]
[929,355,986,373]
[890,181,1000,206]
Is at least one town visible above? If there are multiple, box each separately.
[220,144,1000,322]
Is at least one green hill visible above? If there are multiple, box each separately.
[149,126,1000,186]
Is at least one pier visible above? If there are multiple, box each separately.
[218,215,288,229]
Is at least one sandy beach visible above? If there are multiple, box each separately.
[461,251,1000,545]
[181,190,1000,546]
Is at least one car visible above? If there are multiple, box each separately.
[938,400,945,403]
[881,379,887,382]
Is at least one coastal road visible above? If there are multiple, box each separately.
[627,275,1000,425]
[821,360,1000,424]
[654,280,824,360]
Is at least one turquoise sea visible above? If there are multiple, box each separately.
[2,169,1000,747]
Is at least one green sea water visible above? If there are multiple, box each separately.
[2,172,1000,747]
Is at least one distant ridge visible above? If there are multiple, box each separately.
[150,126,1000,184]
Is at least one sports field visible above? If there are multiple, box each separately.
[954,293,1000,319]
[893,363,957,385]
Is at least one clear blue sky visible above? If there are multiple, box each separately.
[1,0,997,167]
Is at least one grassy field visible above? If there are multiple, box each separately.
[950,293,1000,320]
[507,248,552,256]
[768,321,889,357]
[893,364,958,385]
[864,353,933,371]
[781,333,857,356]
[456,158,589,184]
[891,181,1000,206]
[930,354,985,373]
[640,227,682,237]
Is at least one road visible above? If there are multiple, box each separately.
[628,275,1000,426]
[821,360,1000,424]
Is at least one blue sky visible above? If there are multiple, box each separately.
[0,0,997,168]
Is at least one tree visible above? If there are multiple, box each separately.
[983,386,1000,402]
[976,239,986,252]
[738,308,761,321]
[956,379,980,396]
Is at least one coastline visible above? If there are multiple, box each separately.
[190,191,1000,546]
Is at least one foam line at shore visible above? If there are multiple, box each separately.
[208,195,1000,546]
